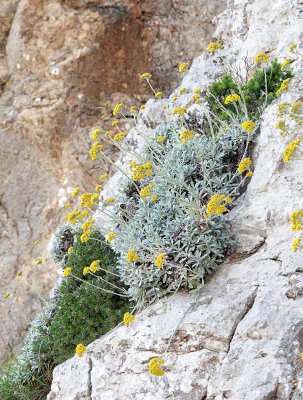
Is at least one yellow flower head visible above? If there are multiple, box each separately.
[155,92,163,98]
[17,271,22,277]
[104,130,111,136]
[130,106,138,115]
[65,203,71,208]
[291,101,301,114]
[112,121,118,126]
[179,62,189,73]
[246,172,254,178]
[35,259,42,265]
[123,312,135,327]
[3,293,10,299]
[83,266,90,276]
[126,249,139,263]
[283,138,301,163]
[179,129,195,145]
[105,197,116,204]
[140,73,152,80]
[107,232,115,243]
[238,158,252,174]
[289,43,297,53]
[293,238,301,252]
[172,97,177,101]
[281,59,293,71]
[90,260,100,273]
[140,183,154,199]
[192,94,200,100]
[155,254,164,268]
[149,357,164,376]
[276,78,291,96]
[63,267,72,277]
[254,53,269,63]
[75,344,86,358]
[81,233,88,243]
[113,103,124,116]
[95,185,103,192]
[67,247,73,254]
[162,105,166,109]
[208,42,221,52]
[225,94,240,104]
[91,128,101,140]
[157,135,165,143]
[172,107,187,116]
[290,210,303,231]
[113,133,125,142]
[99,173,109,181]
[206,194,232,216]
[140,105,146,110]
[194,88,201,93]
[34,240,39,245]
[241,121,255,132]
[72,187,80,197]
[179,87,185,95]
[89,142,103,160]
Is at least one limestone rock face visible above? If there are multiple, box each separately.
[0,0,224,358]
[47,0,303,399]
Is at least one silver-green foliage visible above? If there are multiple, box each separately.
[109,120,255,307]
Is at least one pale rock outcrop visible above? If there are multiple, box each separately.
[0,0,224,358]
[47,0,303,399]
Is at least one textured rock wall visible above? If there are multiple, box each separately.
[0,0,225,358]
[47,0,303,399]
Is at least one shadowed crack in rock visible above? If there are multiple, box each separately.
[88,358,92,399]
[226,287,259,352]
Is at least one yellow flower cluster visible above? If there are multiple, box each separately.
[254,53,268,63]
[283,138,301,163]
[208,42,221,52]
[224,94,240,104]
[276,78,290,96]
[105,131,111,136]
[129,161,152,181]
[81,218,95,243]
[179,129,195,145]
[63,267,72,277]
[95,185,103,192]
[36,259,43,265]
[123,312,135,326]
[172,97,177,101]
[131,106,138,115]
[105,197,116,204]
[172,107,187,116]
[292,237,301,252]
[140,73,152,80]
[113,103,124,116]
[277,102,289,118]
[68,247,73,254]
[91,128,101,140]
[114,133,125,142]
[194,88,201,93]
[75,344,86,358]
[99,173,109,181]
[242,120,255,132]
[276,120,289,136]
[157,135,165,143]
[238,157,252,174]
[291,101,301,114]
[83,266,90,275]
[179,62,189,73]
[80,193,99,208]
[107,232,115,243]
[89,141,103,161]
[65,202,71,208]
[72,187,80,197]
[17,271,22,277]
[149,357,164,376]
[126,249,139,263]
[155,92,163,98]
[34,240,39,244]
[206,194,232,216]
[281,59,292,71]
[155,254,164,268]
[179,87,185,95]
[289,43,297,53]
[90,260,100,273]
[140,183,155,199]
[290,210,303,231]
[140,105,146,110]
[112,121,118,126]
[3,293,10,299]
[64,208,89,225]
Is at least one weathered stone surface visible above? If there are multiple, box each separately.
[0,0,224,358]
[48,0,303,399]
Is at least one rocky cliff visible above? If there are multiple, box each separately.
[47,0,303,399]
[0,0,224,358]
